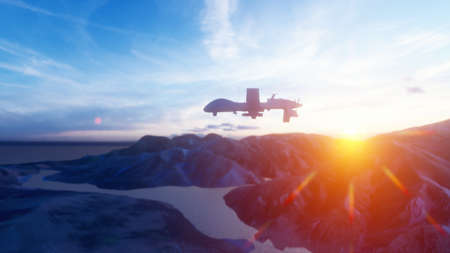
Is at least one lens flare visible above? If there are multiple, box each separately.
[348,182,354,224]
[283,171,317,206]
[246,171,317,248]
[382,166,447,237]
[94,117,102,125]
[244,218,274,249]
[425,211,447,236]
[382,166,410,197]
[254,220,274,240]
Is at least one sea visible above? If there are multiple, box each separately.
[0,141,133,164]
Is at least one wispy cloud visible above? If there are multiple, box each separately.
[0,61,80,86]
[0,38,82,88]
[0,104,162,140]
[189,122,259,133]
[0,0,449,140]
[0,0,53,15]
[414,61,450,81]
[0,38,39,57]
[0,0,140,35]
[202,0,239,60]
[394,28,450,56]
[130,49,167,66]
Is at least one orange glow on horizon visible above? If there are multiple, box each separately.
[336,138,366,155]
[332,138,371,175]
[339,128,366,141]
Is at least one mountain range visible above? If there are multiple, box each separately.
[1,119,449,252]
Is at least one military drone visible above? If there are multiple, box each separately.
[204,88,302,123]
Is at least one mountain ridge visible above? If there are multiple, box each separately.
[1,119,448,252]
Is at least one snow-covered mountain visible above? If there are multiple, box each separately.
[0,168,253,253]
[0,188,252,252]
[225,119,450,252]
[8,133,332,189]
[1,119,448,252]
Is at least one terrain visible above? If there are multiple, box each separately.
[0,168,253,253]
[1,119,449,252]
[224,119,450,252]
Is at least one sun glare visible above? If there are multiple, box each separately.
[340,128,364,140]
[332,135,370,175]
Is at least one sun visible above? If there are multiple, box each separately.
[340,128,363,140]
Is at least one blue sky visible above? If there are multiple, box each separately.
[0,0,449,141]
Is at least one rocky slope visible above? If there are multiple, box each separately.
[2,120,448,252]
[7,133,332,189]
[224,120,450,252]
[0,152,254,253]
[0,166,39,186]
[0,186,252,253]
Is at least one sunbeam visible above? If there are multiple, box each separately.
[283,171,317,207]
[382,166,410,197]
[382,166,447,237]
[348,182,355,224]
[425,211,448,236]
[245,171,318,248]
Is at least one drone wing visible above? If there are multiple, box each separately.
[283,109,299,122]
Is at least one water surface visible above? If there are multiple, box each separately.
[23,170,310,253]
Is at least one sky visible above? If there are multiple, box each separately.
[0,0,449,141]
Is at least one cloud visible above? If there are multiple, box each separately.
[189,122,258,133]
[0,0,53,15]
[130,49,167,66]
[0,38,39,57]
[0,0,141,36]
[0,62,80,86]
[394,29,450,56]
[0,38,206,139]
[0,105,162,140]
[1,1,449,140]
[0,39,81,87]
[414,61,450,81]
[406,86,425,94]
[202,0,238,60]
[206,124,219,129]
[236,125,259,130]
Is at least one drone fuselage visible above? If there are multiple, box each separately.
[204,88,301,122]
